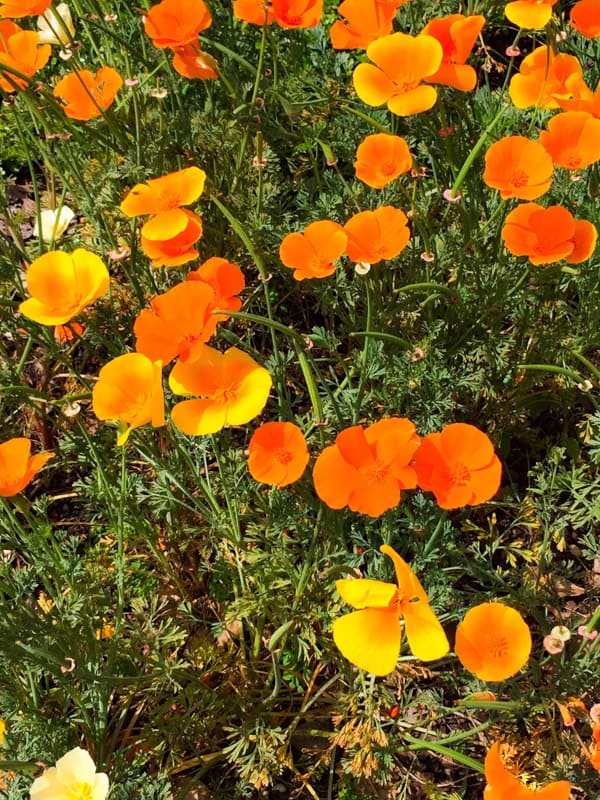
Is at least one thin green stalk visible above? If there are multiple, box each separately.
[353,276,373,422]
[450,103,507,198]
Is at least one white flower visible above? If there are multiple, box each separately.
[29,746,109,800]
[33,206,75,243]
[37,3,75,47]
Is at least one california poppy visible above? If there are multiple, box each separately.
[353,32,443,116]
[0,438,54,497]
[413,422,501,509]
[279,220,347,281]
[92,353,165,446]
[484,741,572,799]
[53,67,123,120]
[571,0,600,38]
[37,3,75,47]
[143,0,212,49]
[539,110,600,170]
[483,136,553,200]
[509,46,584,109]
[232,0,321,27]
[454,602,531,681]
[29,747,109,800]
[232,0,275,25]
[247,421,309,487]
[120,166,206,218]
[19,248,110,325]
[172,44,218,80]
[502,203,597,265]
[333,544,449,675]
[330,0,404,50]
[556,77,600,117]
[0,21,50,92]
[186,256,245,327]
[0,0,50,17]
[354,133,412,189]
[134,280,216,365]
[169,345,272,436]
[421,14,486,92]
[313,418,420,517]
[504,0,556,29]
[140,208,203,268]
[271,0,322,28]
[343,206,410,265]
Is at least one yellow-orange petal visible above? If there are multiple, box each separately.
[353,62,395,107]
[120,166,206,217]
[333,607,401,675]
[388,84,438,115]
[505,0,555,29]
[335,578,397,609]
[567,219,598,263]
[171,398,228,435]
[403,602,450,661]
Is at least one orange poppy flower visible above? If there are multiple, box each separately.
[140,208,203,268]
[454,602,531,681]
[509,46,583,109]
[539,110,600,170]
[232,0,275,25]
[279,220,347,281]
[421,14,485,92]
[555,77,600,117]
[330,0,404,50]
[134,280,216,365]
[502,203,597,265]
[313,418,420,517]
[505,0,556,29]
[92,353,165,446]
[247,421,309,486]
[19,248,110,326]
[186,256,245,327]
[483,136,553,200]
[0,0,50,17]
[120,166,206,218]
[0,21,50,92]
[571,0,600,38]
[169,345,272,436]
[53,67,123,120]
[413,422,501,509]
[343,206,410,265]
[272,0,322,28]
[333,544,449,675]
[354,133,412,189]
[172,44,218,80]
[0,438,54,497]
[484,741,572,799]
[353,32,443,116]
[143,0,212,49]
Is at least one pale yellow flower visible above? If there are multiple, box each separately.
[33,206,75,243]
[29,746,109,800]
[37,3,75,47]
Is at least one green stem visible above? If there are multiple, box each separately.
[450,103,507,198]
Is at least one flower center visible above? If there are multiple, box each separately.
[380,162,397,176]
[510,169,529,188]
[487,635,510,659]
[448,462,470,487]
[274,447,293,465]
[66,782,94,800]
